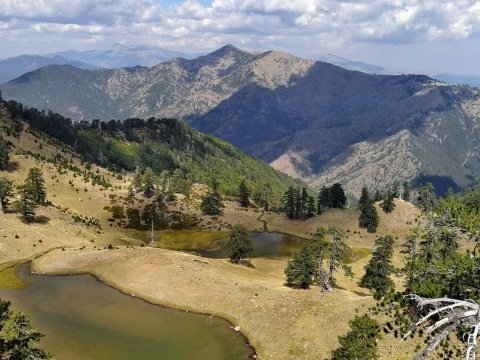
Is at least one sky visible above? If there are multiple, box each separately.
[0,0,479,75]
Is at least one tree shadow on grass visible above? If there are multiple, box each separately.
[239,259,255,268]
[20,215,50,225]
[336,285,371,297]
[33,215,50,224]
[2,161,19,172]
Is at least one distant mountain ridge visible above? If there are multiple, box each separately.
[2,44,480,197]
[315,53,390,75]
[435,73,480,89]
[46,43,193,68]
[0,54,97,84]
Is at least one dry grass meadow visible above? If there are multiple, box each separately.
[0,114,426,359]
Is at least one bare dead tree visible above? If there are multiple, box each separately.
[403,295,480,360]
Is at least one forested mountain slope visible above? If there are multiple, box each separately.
[1,100,301,204]
[2,45,480,196]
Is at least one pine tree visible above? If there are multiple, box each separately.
[318,184,347,212]
[24,167,46,205]
[317,186,331,214]
[238,180,250,207]
[417,182,437,212]
[285,246,315,289]
[303,227,353,294]
[360,235,395,294]
[391,181,400,198]
[330,183,347,209]
[322,228,353,293]
[308,228,328,289]
[252,182,273,211]
[373,190,383,202]
[132,167,142,192]
[331,315,380,360]
[142,167,155,198]
[17,186,36,223]
[307,196,316,218]
[162,175,176,203]
[0,138,10,170]
[225,224,254,264]
[171,168,190,195]
[148,188,166,247]
[358,186,370,212]
[359,199,379,233]
[403,181,411,201]
[284,186,296,219]
[381,190,395,213]
[201,180,224,215]
[300,188,309,219]
[283,187,314,220]
[0,299,50,359]
[294,188,303,219]
[0,177,14,213]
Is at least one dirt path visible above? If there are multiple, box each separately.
[256,212,268,232]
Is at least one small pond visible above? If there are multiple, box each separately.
[0,263,253,360]
[198,232,306,258]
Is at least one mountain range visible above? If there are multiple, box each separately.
[0,44,193,84]
[2,44,480,196]
[46,43,192,69]
[0,55,97,84]
[315,53,390,75]
[434,73,480,89]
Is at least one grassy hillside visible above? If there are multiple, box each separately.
[2,99,302,205]
[0,99,428,360]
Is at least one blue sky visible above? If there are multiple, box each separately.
[1,0,479,75]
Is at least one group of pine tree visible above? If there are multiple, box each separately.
[5,91,479,359]
[284,227,353,292]
[282,181,414,236]
[1,96,305,211]
[278,178,476,359]
[328,182,480,359]
[0,166,47,224]
[0,130,48,223]
[354,181,413,233]
[201,178,249,215]
[283,228,395,296]
[282,183,347,221]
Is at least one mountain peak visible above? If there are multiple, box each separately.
[207,44,245,58]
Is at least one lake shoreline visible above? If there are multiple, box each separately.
[26,260,258,359]
[30,246,376,359]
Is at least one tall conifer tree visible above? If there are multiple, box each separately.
[360,235,395,294]
[201,179,224,215]
[0,138,10,170]
[0,177,14,213]
[403,181,411,201]
[24,167,46,205]
[142,167,155,198]
[238,180,250,207]
[17,186,36,223]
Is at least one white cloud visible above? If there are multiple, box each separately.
[1,0,480,57]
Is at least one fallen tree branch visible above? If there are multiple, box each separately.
[404,295,480,360]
